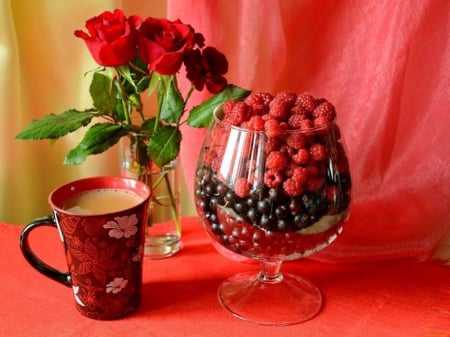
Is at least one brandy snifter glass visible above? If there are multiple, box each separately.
[194,106,351,325]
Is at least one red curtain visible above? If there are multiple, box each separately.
[168,0,450,263]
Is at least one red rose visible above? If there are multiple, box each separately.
[137,18,195,75]
[184,47,228,94]
[74,9,141,67]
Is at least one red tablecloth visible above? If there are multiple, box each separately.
[1,217,449,336]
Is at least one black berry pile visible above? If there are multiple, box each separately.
[196,167,350,232]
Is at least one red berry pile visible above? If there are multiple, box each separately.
[223,91,336,131]
[195,91,351,259]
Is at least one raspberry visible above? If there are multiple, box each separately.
[234,101,252,119]
[291,167,309,184]
[313,100,336,121]
[286,133,306,149]
[214,145,226,163]
[202,149,216,165]
[272,91,297,106]
[296,93,317,112]
[305,165,319,177]
[245,92,272,115]
[298,119,314,130]
[292,148,310,164]
[309,143,327,162]
[283,178,303,197]
[223,112,240,126]
[268,99,290,121]
[222,100,236,115]
[244,94,262,106]
[211,127,229,147]
[264,119,283,137]
[306,176,324,192]
[288,114,307,129]
[284,161,298,177]
[265,151,287,170]
[290,104,311,119]
[264,169,283,187]
[247,115,265,131]
[240,121,250,129]
[253,92,274,105]
[234,177,250,198]
[264,137,281,152]
[314,115,332,129]
[224,101,251,125]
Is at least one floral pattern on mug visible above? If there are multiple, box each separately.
[103,214,138,239]
[106,277,128,294]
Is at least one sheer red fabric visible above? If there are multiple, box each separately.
[169,0,450,263]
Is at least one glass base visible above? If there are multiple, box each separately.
[144,234,181,259]
[218,271,322,326]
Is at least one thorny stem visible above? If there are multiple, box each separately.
[114,78,131,126]
[162,171,181,235]
[127,61,148,76]
[146,164,181,236]
[132,154,180,236]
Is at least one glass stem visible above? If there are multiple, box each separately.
[258,260,283,284]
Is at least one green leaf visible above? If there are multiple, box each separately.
[15,109,95,140]
[148,125,182,167]
[89,72,117,114]
[187,85,251,128]
[140,117,156,135]
[158,75,184,124]
[64,123,128,165]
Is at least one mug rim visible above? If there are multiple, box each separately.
[49,176,151,217]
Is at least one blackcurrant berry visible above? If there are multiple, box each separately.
[216,182,228,196]
[257,199,270,214]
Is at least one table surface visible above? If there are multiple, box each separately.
[1,217,449,337]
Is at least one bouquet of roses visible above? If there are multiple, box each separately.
[16,9,249,168]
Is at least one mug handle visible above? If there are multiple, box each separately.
[19,216,71,287]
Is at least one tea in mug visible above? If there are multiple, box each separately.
[63,189,143,215]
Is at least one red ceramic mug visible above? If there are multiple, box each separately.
[19,176,151,320]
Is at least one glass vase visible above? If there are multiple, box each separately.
[120,133,182,258]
